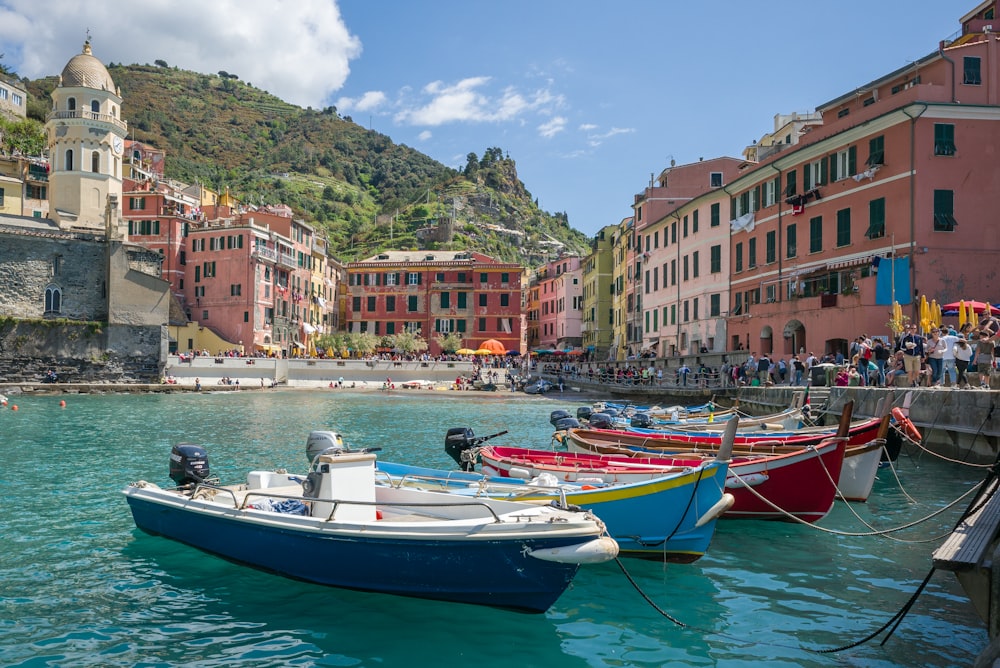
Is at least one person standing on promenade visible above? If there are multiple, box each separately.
[926,329,944,385]
[898,324,925,387]
[939,327,960,386]
[975,331,995,388]
[954,338,974,389]
[873,339,890,386]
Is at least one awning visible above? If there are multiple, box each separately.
[256,343,280,352]
[827,256,870,270]
[293,342,306,349]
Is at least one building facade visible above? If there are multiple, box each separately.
[344,250,524,356]
[581,225,615,359]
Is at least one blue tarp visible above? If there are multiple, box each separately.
[875,256,911,305]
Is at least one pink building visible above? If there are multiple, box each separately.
[724,1,1000,357]
[534,256,583,351]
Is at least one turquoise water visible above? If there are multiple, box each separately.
[0,390,988,667]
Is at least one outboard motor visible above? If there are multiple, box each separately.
[306,430,346,464]
[576,406,593,422]
[169,443,210,486]
[589,413,616,430]
[552,416,580,431]
[630,413,653,429]
[549,409,572,427]
[445,427,478,471]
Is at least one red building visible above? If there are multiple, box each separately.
[345,250,524,355]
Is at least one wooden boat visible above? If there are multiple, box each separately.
[477,437,847,523]
[565,403,895,503]
[375,440,734,563]
[123,444,618,613]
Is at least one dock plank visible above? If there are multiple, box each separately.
[933,479,1000,572]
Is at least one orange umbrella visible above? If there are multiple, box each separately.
[478,339,506,355]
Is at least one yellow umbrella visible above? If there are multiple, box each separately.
[919,295,929,332]
[474,349,493,355]
[455,348,476,355]
[959,300,967,327]
[969,302,979,329]
[930,299,940,329]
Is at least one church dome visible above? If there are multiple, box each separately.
[60,40,117,93]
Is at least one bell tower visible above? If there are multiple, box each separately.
[45,39,126,232]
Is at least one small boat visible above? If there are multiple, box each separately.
[524,377,554,394]
[476,439,847,523]
[123,443,618,613]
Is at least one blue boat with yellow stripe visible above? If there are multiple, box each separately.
[376,429,735,562]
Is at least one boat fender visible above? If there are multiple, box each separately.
[527,536,619,564]
[695,493,736,527]
[726,472,768,488]
[508,466,532,479]
[891,407,922,443]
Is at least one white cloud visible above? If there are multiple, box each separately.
[336,90,387,113]
[585,126,635,147]
[394,76,564,127]
[417,130,432,141]
[0,0,361,109]
[538,116,567,138]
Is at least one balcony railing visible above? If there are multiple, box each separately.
[46,109,128,131]
[253,247,277,262]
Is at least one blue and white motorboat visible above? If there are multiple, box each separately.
[123,443,619,613]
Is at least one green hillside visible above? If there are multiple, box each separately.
[23,63,592,264]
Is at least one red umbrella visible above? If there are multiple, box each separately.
[941,300,999,315]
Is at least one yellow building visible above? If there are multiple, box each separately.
[581,224,616,360]
[609,217,633,360]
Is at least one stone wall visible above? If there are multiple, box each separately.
[0,320,164,383]
[0,230,108,320]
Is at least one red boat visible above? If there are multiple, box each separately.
[478,438,848,523]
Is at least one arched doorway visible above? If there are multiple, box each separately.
[759,325,773,355]
[783,319,806,355]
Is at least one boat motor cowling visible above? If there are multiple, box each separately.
[630,413,653,429]
[549,409,572,427]
[306,431,347,463]
[576,406,593,421]
[445,427,478,471]
[169,443,210,486]
[588,413,615,430]
[552,416,580,431]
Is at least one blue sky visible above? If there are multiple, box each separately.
[0,0,969,236]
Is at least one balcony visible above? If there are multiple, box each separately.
[253,247,277,262]
[46,109,128,132]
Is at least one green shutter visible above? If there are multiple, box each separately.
[829,155,838,182]
[848,146,857,176]
[803,164,812,191]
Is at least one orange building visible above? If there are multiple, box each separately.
[345,250,523,355]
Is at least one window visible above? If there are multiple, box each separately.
[407,272,420,285]
[457,272,466,283]
[671,222,677,244]
[785,170,797,198]
[44,286,61,313]
[964,56,982,85]
[803,158,825,190]
[386,322,396,335]
[91,100,99,114]
[866,198,886,239]
[934,124,956,156]
[408,295,418,312]
[710,293,720,317]
[479,293,488,307]
[786,224,797,258]
[836,208,851,247]
[440,292,450,308]
[867,136,884,167]
[710,202,720,227]
[367,296,376,312]
[710,245,722,273]
[830,147,856,181]
[230,284,241,296]
[735,242,743,273]
[692,210,699,233]
[809,216,823,253]
[683,300,689,322]
[436,273,445,282]
[91,151,100,173]
[682,216,688,238]
[500,272,509,283]
[386,296,396,312]
[933,190,957,231]
[480,273,488,283]
[65,149,74,172]
[692,251,699,278]
[710,172,723,187]
[838,108,850,119]
[763,178,778,207]
[455,292,466,309]
[500,293,510,307]
[352,297,362,314]
[765,231,776,264]
[748,238,757,268]
[682,256,689,281]
[385,273,397,286]
[693,297,699,320]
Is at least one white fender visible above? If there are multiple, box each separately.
[695,493,736,527]
[508,466,532,479]
[527,536,619,564]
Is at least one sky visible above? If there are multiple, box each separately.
[0,0,972,236]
